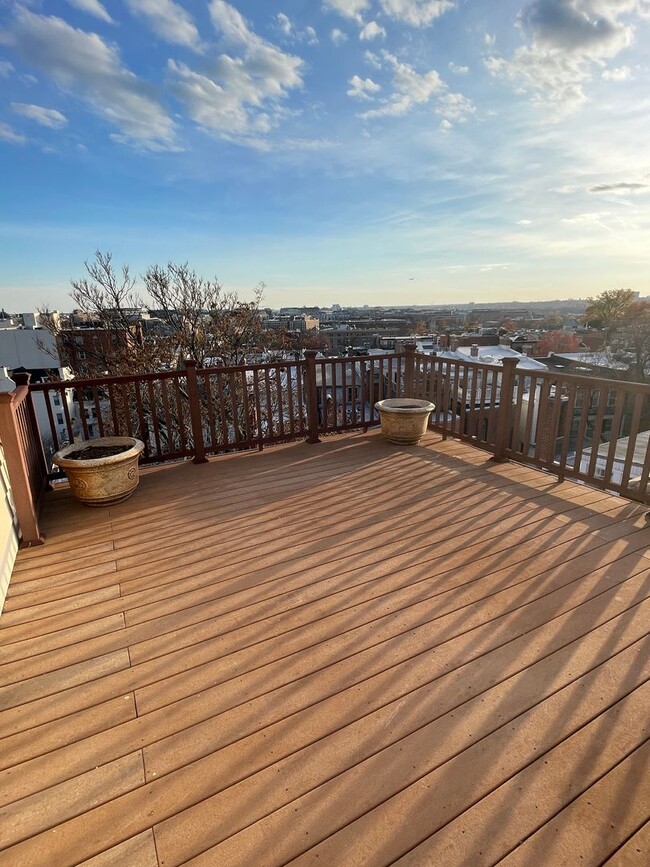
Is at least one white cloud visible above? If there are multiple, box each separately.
[518,0,632,55]
[448,61,469,74]
[275,13,319,44]
[602,65,632,80]
[331,27,349,44]
[360,21,387,40]
[439,118,452,132]
[364,50,383,69]
[347,74,381,99]
[485,0,644,113]
[379,1,456,26]
[0,122,27,144]
[322,0,370,24]
[65,0,113,24]
[479,263,510,272]
[435,91,475,122]
[11,103,68,129]
[169,2,303,146]
[124,0,200,50]
[277,12,293,36]
[7,8,177,150]
[359,50,444,118]
[517,219,533,225]
[484,32,496,47]
[0,61,14,77]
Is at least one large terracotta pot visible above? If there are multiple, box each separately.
[53,436,145,507]
[375,398,435,445]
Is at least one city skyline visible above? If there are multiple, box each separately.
[1,1,649,309]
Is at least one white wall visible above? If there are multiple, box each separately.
[0,441,19,615]
[0,327,59,370]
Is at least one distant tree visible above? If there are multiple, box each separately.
[583,289,649,381]
[500,318,517,334]
[583,289,636,339]
[537,331,581,356]
[412,321,429,335]
[39,252,274,451]
[43,251,267,375]
[620,299,650,382]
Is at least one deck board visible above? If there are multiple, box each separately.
[0,430,648,866]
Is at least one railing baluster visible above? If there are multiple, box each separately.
[240,370,253,445]
[340,359,348,427]
[253,368,264,448]
[215,371,229,448]
[557,381,577,475]
[295,362,306,435]
[160,379,173,454]
[602,388,627,485]
[620,392,644,494]
[43,389,60,452]
[586,385,610,478]
[275,365,285,438]
[120,383,133,437]
[74,386,90,440]
[228,370,240,445]
[285,365,296,437]
[203,373,217,452]
[147,380,162,458]
[173,376,188,454]
[533,378,552,465]
[264,367,274,439]
[108,383,119,436]
[522,375,538,458]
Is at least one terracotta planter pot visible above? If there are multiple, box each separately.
[375,398,435,445]
[53,436,145,507]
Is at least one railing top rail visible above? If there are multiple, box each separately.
[29,352,407,392]
[29,368,186,390]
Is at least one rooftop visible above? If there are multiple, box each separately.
[1,431,649,865]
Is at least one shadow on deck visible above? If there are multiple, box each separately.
[0,430,649,866]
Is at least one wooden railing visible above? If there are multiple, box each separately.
[23,346,650,507]
[412,352,650,502]
[29,351,407,464]
[0,375,47,545]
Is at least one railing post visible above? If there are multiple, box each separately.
[0,374,45,546]
[184,359,208,464]
[491,357,518,463]
[304,350,321,444]
[403,342,416,398]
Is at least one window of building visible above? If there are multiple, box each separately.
[56,413,64,426]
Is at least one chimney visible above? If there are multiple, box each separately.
[450,337,459,352]
[470,344,479,358]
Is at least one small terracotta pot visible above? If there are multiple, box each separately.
[375,398,435,445]
[53,436,145,507]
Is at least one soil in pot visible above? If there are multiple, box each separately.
[64,445,130,460]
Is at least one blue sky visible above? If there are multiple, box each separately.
[1,0,649,310]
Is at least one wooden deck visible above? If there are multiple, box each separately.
[0,430,649,866]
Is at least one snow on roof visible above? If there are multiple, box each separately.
[553,352,629,370]
[432,345,548,371]
[581,430,650,465]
